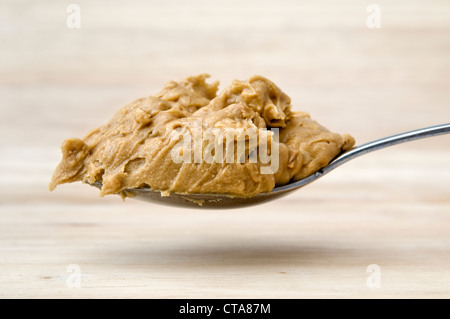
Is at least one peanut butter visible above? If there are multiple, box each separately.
[49,74,355,197]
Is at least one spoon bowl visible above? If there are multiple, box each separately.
[92,123,450,209]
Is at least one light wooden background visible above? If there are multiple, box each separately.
[1,0,450,298]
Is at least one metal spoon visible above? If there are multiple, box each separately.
[92,123,450,209]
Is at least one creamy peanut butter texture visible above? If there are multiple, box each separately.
[49,74,355,197]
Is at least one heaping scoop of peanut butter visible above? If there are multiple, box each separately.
[49,74,355,198]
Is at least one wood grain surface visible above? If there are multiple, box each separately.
[1,0,450,298]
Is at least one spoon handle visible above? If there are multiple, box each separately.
[325,123,450,173]
[272,123,450,194]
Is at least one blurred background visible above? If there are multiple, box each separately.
[1,0,449,298]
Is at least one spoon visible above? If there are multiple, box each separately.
[92,123,450,209]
